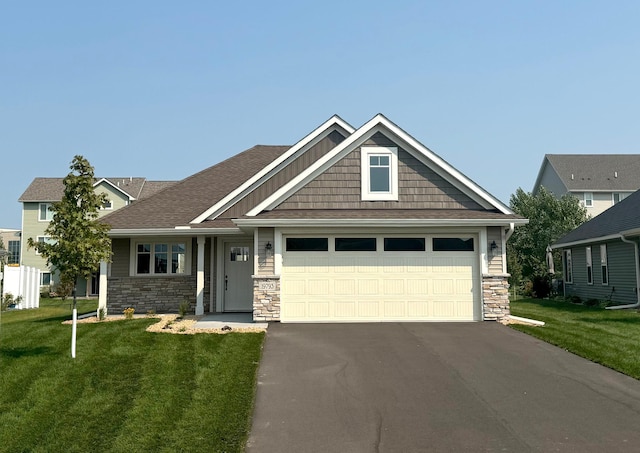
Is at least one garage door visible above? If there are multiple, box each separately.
[281,235,479,322]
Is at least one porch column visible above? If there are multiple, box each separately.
[196,235,205,315]
[98,260,108,316]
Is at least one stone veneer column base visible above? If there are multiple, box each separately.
[482,274,511,322]
[252,275,281,322]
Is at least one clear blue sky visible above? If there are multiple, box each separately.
[2,1,639,229]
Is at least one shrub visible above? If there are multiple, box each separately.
[178,300,190,318]
[98,308,106,321]
[567,295,582,304]
[584,298,600,307]
[54,274,75,300]
[123,307,135,320]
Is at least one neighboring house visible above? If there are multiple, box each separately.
[552,188,640,306]
[0,228,21,265]
[533,154,640,217]
[18,177,175,296]
[99,114,526,323]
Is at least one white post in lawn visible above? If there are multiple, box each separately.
[71,306,77,358]
[196,235,205,316]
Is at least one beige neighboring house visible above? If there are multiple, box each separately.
[0,228,21,265]
[533,154,640,217]
[19,177,174,296]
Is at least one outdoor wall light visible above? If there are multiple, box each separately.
[265,242,273,254]
[490,241,499,254]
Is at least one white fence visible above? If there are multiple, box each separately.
[2,265,40,309]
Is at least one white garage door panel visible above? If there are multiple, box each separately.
[281,244,478,322]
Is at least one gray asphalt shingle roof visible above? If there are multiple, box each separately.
[102,145,290,229]
[554,188,640,246]
[545,154,640,191]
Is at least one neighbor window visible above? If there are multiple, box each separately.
[586,246,593,285]
[433,238,474,252]
[583,193,593,207]
[40,272,51,286]
[101,199,113,210]
[384,238,425,252]
[7,240,20,264]
[564,250,573,284]
[600,244,608,285]
[286,238,328,252]
[335,238,376,252]
[613,193,629,204]
[136,242,187,275]
[39,203,54,221]
[361,147,398,201]
[36,236,56,255]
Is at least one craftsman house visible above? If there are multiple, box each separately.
[99,114,527,322]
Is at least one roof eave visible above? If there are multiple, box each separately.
[234,218,529,228]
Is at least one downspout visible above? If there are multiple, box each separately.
[606,235,640,310]
[504,222,515,242]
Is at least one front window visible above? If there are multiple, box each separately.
[564,250,573,284]
[613,193,629,204]
[101,200,113,210]
[361,147,398,201]
[41,272,51,286]
[583,193,593,207]
[600,244,608,285]
[586,246,593,285]
[136,242,186,275]
[39,203,54,221]
[36,236,56,255]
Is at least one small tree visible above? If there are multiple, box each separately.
[508,187,588,296]
[27,155,111,357]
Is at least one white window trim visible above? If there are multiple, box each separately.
[564,249,573,284]
[129,239,192,276]
[586,246,593,285]
[35,236,55,255]
[38,203,54,221]
[583,192,593,207]
[600,244,608,286]
[360,146,398,201]
[101,199,114,210]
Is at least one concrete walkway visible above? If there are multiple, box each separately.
[193,313,268,330]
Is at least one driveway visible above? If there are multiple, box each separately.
[247,323,640,452]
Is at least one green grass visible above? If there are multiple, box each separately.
[0,299,264,452]
[510,298,640,379]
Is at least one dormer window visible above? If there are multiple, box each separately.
[361,146,398,201]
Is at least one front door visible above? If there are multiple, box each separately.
[224,242,254,311]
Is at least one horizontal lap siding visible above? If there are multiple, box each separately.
[487,227,503,275]
[275,132,483,210]
[565,240,637,305]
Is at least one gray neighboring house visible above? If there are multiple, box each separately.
[533,154,640,217]
[99,114,527,322]
[552,188,640,306]
[19,177,175,296]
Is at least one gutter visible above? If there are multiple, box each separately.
[606,234,640,310]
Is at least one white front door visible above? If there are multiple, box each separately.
[224,242,254,311]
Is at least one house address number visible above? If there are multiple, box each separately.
[258,281,276,291]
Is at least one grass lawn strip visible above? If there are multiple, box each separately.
[510,298,640,380]
[0,299,264,453]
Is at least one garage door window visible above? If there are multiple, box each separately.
[432,238,474,251]
[384,238,425,251]
[335,238,377,251]
[286,238,329,251]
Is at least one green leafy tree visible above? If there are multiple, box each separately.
[27,156,111,356]
[508,186,588,292]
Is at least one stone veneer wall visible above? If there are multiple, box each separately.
[253,275,280,321]
[482,274,510,321]
[107,276,197,315]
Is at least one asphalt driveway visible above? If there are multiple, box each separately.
[247,322,640,452]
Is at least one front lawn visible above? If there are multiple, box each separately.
[510,298,640,379]
[0,299,264,452]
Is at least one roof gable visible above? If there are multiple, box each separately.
[190,115,354,223]
[19,177,149,202]
[247,114,512,216]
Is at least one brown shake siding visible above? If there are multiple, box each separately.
[275,132,484,210]
[220,130,346,218]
